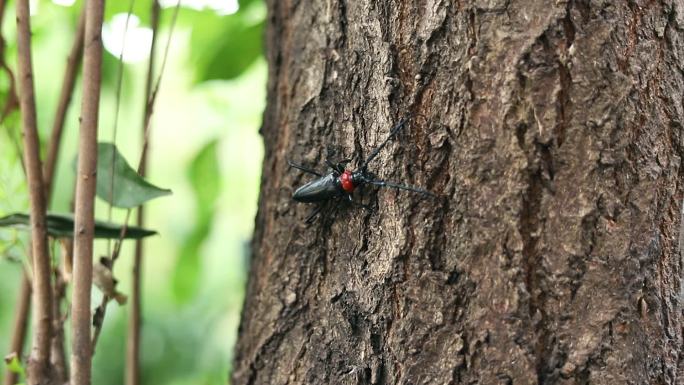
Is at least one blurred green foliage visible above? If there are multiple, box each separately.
[0,0,265,383]
[189,9,264,82]
[173,139,220,304]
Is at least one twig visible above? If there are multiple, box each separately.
[126,2,160,384]
[43,9,86,203]
[107,0,136,256]
[0,1,18,130]
[91,0,181,353]
[140,0,181,165]
[70,0,105,384]
[16,0,54,383]
[50,257,68,384]
[0,0,22,169]
[3,274,31,385]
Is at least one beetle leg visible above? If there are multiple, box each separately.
[287,159,322,176]
[305,205,323,224]
[347,194,374,212]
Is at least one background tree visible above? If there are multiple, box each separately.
[233,1,684,384]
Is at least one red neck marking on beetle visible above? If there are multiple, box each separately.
[340,170,355,193]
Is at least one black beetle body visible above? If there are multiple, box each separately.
[288,116,433,222]
[292,172,342,203]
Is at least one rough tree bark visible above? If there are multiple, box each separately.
[233,1,684,384]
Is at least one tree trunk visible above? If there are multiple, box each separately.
[233,1,684,384]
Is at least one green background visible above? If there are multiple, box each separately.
[0,0,265,383]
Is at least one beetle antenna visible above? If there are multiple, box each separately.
[360,116,412,170]
[365,179,435,197]
[287,159,322,176]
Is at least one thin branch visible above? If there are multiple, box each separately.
[140,0,181,165]
[91,0,181,353]
[16,0,54,383]
[0,0,19,130]
[143,0,160,117]
[43,12,86,385]
[107,0,136,257]
[3,274,31,385]
[126,1,160,384]
[3,123,24,173]
[1,2,31,384]
[43,9,86,204]
[70,0,105,384]
[93,0,138,350]
[126,211,144,383]
[0,0,6,31]
[0,62,18,125]
[49,255,68,384]
[0,0,22,169]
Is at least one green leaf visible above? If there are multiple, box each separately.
[96,142,171,208]
[187,4,264,83]
[188,140,221,209]
[4,354,25,377]
[199,20,263,82]
[172,140,221,304]
[0,213,157,239]
[172,221,209,304]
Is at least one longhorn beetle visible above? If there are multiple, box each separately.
[288,116,434,222]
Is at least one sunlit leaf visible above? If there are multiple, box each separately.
[172,139,221,303]
[96,142,171,208]
[0,213,157,239]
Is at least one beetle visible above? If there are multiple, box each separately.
[288,116,434,222]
